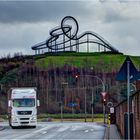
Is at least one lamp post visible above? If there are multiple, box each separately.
[76,74,105,123]
[101,92,107,124]
[91,87,94,122]
[61,82,68,122]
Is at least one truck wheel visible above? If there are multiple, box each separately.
[8,117,11,127]
[9,119,16,129]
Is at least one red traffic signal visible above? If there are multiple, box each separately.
[75,75,79,83]
[101,92,107,105]
[75,75,79,78]
[103,98,107,105]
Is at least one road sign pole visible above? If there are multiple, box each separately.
[72,92,74,119]
[103,104,105,124]
[92,88,94,122]
[61,102,63,122]
[127,60,130,139]
[101,92,107,124]
[85,87,87,122]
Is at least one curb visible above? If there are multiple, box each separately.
[104,124,122,140]
[104,124,109,140]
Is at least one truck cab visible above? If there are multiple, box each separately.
[8,88,40,128]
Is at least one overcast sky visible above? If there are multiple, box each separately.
[0,0,140,57]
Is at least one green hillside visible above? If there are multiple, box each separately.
[1,52,140,114]
[35,52,140,72]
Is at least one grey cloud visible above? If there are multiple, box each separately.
[0,1,89,23]
[0,1,140,57]
[103,6,127,23]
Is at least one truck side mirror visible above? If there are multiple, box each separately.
[37,100,40,107]
[8,100,11,107]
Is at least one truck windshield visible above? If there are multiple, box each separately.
[13,98,35,107]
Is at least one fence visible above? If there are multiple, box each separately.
[115,90,140,139]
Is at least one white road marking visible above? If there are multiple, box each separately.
[0,122,105,139]
[84,130,89,133]
[71,125,83,131]
[41,131,47,134]
[15,125,54,139]
[57,126,69,132]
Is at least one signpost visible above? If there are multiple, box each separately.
[110,107,114,114]
[107,102,113,108]
[101,92,107,124]
[116,56,140,139]
[68,102,77,107]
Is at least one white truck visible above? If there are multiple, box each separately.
[8,87,40,128]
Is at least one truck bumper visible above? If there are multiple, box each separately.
[11,116,37,127]
[11,122,37,127]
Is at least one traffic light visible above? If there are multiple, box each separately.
[101,92,107,105]
[75,74,79,83]
[103,98,106,105]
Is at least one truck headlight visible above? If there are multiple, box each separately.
[12,117,17,122]
[31,116,36,120]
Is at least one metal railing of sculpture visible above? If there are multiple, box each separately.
[31,16,119,54]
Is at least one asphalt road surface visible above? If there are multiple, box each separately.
[0,122,105,140]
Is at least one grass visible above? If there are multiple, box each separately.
[0,113,104,123]
[35,52,140,72]
[38,113,103,119]
[47,118,104,123]
[0,115,8,121]
[37,113,104,122]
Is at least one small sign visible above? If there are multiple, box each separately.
[68,103,77,107]
[107,102,113,108]
[101,92,107,97]
[110,107,114,113]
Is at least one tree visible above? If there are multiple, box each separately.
[0,68,17,91]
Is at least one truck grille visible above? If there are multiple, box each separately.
[20,118,30,120]
[20,122,29,124]
[17,111,32,115]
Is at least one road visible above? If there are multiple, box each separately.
[0,122,105,140]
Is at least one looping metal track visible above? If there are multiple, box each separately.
[31,16,119,54]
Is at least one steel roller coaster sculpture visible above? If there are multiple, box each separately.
[31,16,119,54]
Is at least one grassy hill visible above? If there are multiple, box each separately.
[1,52,140,114]
[35,52,140,72]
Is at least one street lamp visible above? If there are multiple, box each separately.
[60,82,68,122]
[75,74,105,91]
[75,74,105,123]
[91,87,94,122]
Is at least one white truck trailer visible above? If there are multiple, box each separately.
[8,87,40,128]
